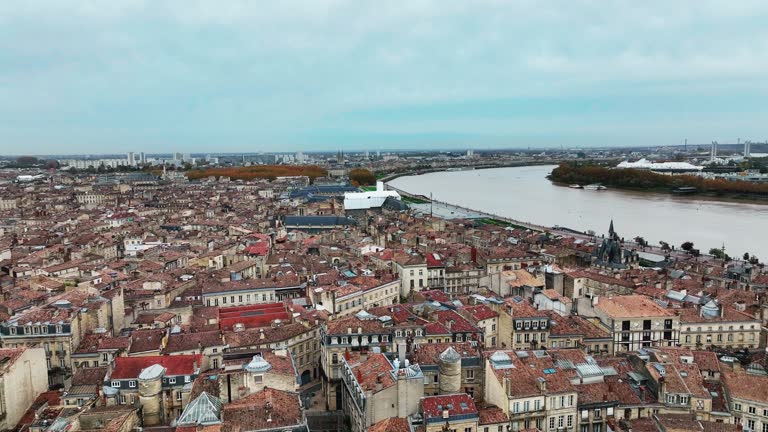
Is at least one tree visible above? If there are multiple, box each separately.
[749,256,760,265]
[16,156,38,166]
[681,242,694,252]
[348,168,376,186]
[743,252,750,261]
[709,248,731,261]
[634,236,647,247]
[659,241,671,251]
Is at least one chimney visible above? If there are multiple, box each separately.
[471,247,478,264]
[375,375,383,392]
[537,377,547,393]
[503,376,511,395]
[259,328,265,340]
[356,369,363,383]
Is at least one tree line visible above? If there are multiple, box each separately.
[549,162,768,196]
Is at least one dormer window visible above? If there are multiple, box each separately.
[395,330,402,337]
[168,377,176,384]
[129,380,136,388]
[56,325,62,333]
[111,381,120,388]
[341,337,348,344]
[9,327,16,335]
[42,326,48,334]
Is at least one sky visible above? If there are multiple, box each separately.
[2,1,768,155]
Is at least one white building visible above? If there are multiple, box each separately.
[343,182,401,210]
[616,158,703,172]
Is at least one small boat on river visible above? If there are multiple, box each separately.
[583,184,607,190]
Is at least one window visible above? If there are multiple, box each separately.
[466,369,474,379]
[332,353,338,364]
[9,327,15,335]
[119,394,126,404]
[185,375,191,383]
[549,417,556,430]
[568,395,574,407]
[746,420,755,432]
[567,415,573,428]
[534,399,541,411]
[169,377,176,384]
[130,394,135,404]
[111,380,120,388]
[129,380,136,388]
[594,409,602,419]
[176,391,183,401]
[558,415,564,428]
[734,403,742,411]
[513,402,520,413]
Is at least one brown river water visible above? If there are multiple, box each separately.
[389,165,768,259]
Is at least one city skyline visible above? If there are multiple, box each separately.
[3,1,768,153]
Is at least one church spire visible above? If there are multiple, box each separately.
[608,219,615,238]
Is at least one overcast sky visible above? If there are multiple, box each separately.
[2,0,768,154]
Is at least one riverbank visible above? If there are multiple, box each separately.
[548,163,768,203]
[378,159,592,183]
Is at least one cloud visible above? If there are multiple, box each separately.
[1,0,768,153]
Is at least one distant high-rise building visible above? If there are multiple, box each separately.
[127,152,136,166]
[744,141,751,158]
[174,152,183,161]
[710,141,718,162]
[364,150,369,159]
[466,149,474,158]
[139,152,146,164]
[296,151,305,163]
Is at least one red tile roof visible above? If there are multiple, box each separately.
[110,354,201,379]
[422,394,477,422]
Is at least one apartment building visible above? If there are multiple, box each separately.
[678,302,761,350]
[0,348,48,430]
[579,295,679,354]
[485,350,579,432]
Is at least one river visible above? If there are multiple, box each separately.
[389,165,768,260]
